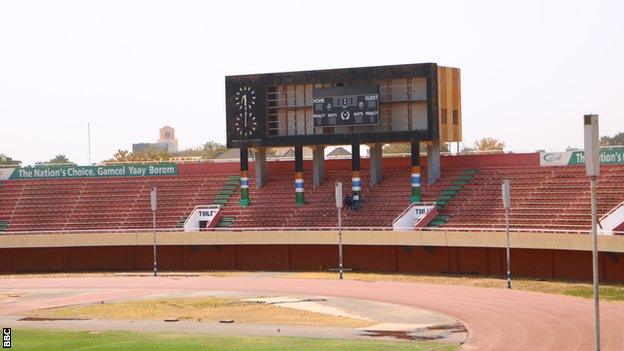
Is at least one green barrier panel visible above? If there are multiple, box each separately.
[8,163,178,180]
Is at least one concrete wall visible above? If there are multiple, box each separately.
[0,244,622,282]
[0,229,623,282]
[2,230,622,252]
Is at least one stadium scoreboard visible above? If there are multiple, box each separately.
[312,85,380,127]
[225,63,458,148]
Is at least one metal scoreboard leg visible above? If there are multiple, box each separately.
[294,145,304,206]
[240,146,250,206]
[351,142,361,197]
[313,146,325,189]
[369,143,383,187]
[411,141,421,203]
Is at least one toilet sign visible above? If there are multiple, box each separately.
[198,208,219,220]
[183,205,222,231]
[392,202,438,230]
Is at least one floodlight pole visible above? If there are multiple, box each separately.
[150,187,158,277]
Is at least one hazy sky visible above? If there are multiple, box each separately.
[1,0,622,165]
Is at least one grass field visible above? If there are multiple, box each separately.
[10,329,459,351]
[284,272,624,303]
[28,297,371,327]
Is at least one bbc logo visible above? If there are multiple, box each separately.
[2,328,10,349]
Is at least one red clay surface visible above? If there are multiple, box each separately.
[1,276,623,350]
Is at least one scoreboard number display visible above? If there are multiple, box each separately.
[313,85,380,127]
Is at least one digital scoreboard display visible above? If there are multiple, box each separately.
[312,85,379,127]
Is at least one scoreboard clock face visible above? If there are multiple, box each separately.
[232,85,258,139]
[312,85,380,127]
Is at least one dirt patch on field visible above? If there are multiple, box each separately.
[0,293,24,303]
[27,297,373,328]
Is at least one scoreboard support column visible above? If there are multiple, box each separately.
[240,146,250,206]
[411,141,421,203]
[294,145,305,206]
[312,145,325,189]
[427,140,441,184]
[369,143,383,187]
[351,143,361,196]
[255,147,267,188]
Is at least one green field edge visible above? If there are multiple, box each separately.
[10,329,459,351]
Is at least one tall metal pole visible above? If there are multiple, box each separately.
[152,208,157,277]
[335,182,344,280]
[583,114,600,351]
[338,207,344,280]
[502,178,511,289]
[590,176,600,351]
[150,187,158,277]
[505,206,511,289]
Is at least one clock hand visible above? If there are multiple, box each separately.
[242,94,248,128]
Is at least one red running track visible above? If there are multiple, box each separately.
[1,276,622,351]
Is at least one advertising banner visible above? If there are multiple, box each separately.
[540,147,624,167]
[4,163,178,180]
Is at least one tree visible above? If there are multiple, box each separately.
[108,142,226,163]
[36,155,73,165]
[111,149,132,162]
[173,148,203,158]
[473,138,505,152]
[50,155,71,164]
[130,149,172,162]
[600,132,624,146]
[382,142,410,155]
[201,141,227,159]
[0,154,21,166]
[169,141,227,159]
[382,142,450,155]
[106,148,172,163]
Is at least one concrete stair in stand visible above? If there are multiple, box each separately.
[429,169,478,227]
[173,175,241,229]
[214,175,240,228]
[175,217,186,228]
